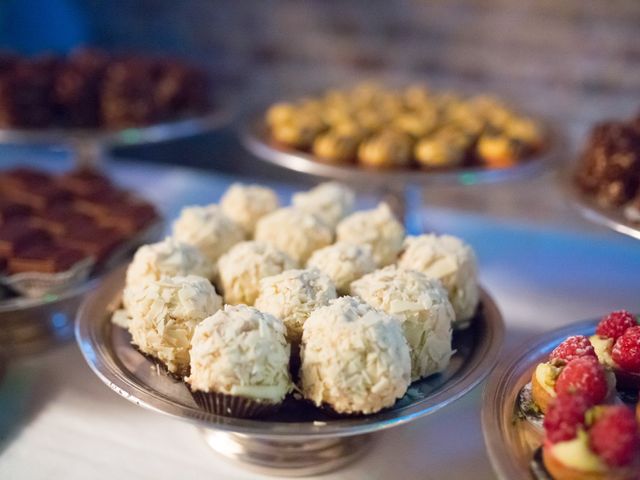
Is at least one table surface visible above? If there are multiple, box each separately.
[0,156,639,480]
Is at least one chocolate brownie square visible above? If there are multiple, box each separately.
[0,221,51,257]
[0,56,59,128]
[8,243,85,274]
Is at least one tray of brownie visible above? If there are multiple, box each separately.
[0,166,162,355]
[0,48,231,164]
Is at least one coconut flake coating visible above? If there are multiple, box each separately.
[398,234,479,326]
[127,275,222,375]
[186,305,291,403]
[172,204,245,263]
[217,241,297,306]
[350,266,454,380]
[255,268,337,343]
[220,183,279,236]
[123,237,215,311]
[336,202,405,267]
[292,182,355,230]
[254,207,333,264]
[306,242,376,295]
[300,296,411,414]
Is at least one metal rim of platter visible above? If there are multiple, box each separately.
[561,167,640,241]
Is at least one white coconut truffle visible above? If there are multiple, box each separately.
[172,204,245,263]
[127,275,223,375]
[254,207,333,264]
[398,234,479,327]
[186,305,291,403]
[220,183,279,236]
[217,241,297,306]
[300,296,411,414]
[122,237,215,310]
[292,182,355,229]
[350,266,454,380]
[306,242,376,295]
[336,202,405,267]
[255,268,337,343]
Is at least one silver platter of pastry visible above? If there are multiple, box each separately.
[562,168,640,241]
[0,220,163,356]
[482,319,601,480]
[76,265,504,477]
[242,112,565,189]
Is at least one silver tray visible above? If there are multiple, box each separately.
[76,265,504,476]
[0,220,163,356]
[562,169,640,241]
[242,112,564,188]
[0,109,231,166]
[482,318,605,480]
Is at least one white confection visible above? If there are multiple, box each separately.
[217,241,297,306]
[186,305,291,403]
[300,296,411,414]
[255,268,337,343]
[127,275,223,375]
[336,202,405,267]
[220,183,279,235]
[122,237,215,312]
[398,234,479,326]
[292,182,355,230]
[172,204,244,263]
[254,207,333,264]
[306,242,376,295]
[350,266,454,380]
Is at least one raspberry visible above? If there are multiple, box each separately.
[543,393,589,444]
[596,310,637,340]
[589,406,640,467]
[554,356,608,406]
[549,335,596,363]
[612,326,640,373]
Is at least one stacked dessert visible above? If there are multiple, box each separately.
[0,167,158,285]
[264,83,545,170]
[520,310,640,479]
[0,48,210,129]
[115,181,482,417]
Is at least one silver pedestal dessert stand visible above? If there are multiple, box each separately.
[242,114,566,226]
[76,266,504,476]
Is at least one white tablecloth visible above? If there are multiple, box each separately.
[0,158,638,480]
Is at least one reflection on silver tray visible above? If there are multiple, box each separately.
[0,109,231,148]
[242,112,565,187]
[76,265,504,475]
[563,168,640,240]
[481,319,601,480]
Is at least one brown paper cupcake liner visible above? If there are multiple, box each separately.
[189,388,281,419]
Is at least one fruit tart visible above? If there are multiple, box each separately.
[542,395,640,480]
[530,336,616,414]
[590,310,640,390]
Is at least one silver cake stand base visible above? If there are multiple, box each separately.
[201,430,373,477]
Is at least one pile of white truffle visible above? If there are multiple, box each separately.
[117,180,480,416]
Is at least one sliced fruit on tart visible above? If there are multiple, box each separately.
[590,310,640,390]
[542,395,640,480]
[531,336,616,414]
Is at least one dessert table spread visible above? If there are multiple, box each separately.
[0,156,639,480]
